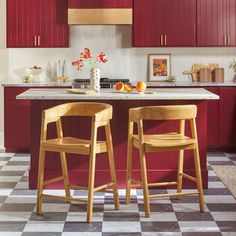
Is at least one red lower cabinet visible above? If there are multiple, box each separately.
[205,87,220,147]
[4,87,31,152]
[219,87,236,148]
[4,87,71,152]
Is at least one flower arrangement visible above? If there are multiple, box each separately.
[72,48,108,71]
[230,58,236,72]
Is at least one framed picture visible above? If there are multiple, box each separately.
[148,54,171,82]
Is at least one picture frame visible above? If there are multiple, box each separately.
[148,54,171,82]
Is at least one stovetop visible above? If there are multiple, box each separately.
[73,78,131,89]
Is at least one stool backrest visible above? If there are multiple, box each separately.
[40,102,112,142]
[129,105,197,122]
[43,102,112,124]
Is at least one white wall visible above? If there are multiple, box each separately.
[0,0,8,133]
[8,25,236,83]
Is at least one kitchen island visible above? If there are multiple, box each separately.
[17,88,219,189]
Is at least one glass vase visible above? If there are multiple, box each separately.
[90,69,100,92]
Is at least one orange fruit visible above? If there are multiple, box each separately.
[124,84,133,92]
[136,81,147,92]
[115,82,125,92]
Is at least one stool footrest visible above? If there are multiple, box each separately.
[131,178,178,187]
[42,194,87,203]
[69,182,114,193]
[43,176,64,186]
[69,184,88,190]
[149,191,199,199]
[94,182,114,192]
[180,173,197,182]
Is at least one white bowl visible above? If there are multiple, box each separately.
[26,68,43,82]
[26,68,43,76]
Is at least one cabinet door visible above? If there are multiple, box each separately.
[163,0,196,46]
[7,0,68,48]
[7,0,38,47]
[197,0,227,46]
[4,87,31,152]
[227,0,236,46]
[133,0,164,47]
[219,87,236,148]
[38,0,69,48]
[205,87,219,147]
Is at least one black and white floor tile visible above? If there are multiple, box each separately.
[0,152,236,235]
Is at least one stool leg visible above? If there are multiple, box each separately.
[87,153,96,223]
[177,150,184,200]
[105,124,120,210]
[36,147,46,214]
[139,149,150,218]
[60,152,71,202]
[126,130,133,204]
[194,147,205,212]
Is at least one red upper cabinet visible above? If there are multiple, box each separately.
[7,0,36,47]
[68,0,133,8]
[7,0,69,48]
[133,0,196,47]
[197,0,236,46]
[133,0,163,47]
[227,0,236,46]
[163,0,196,46]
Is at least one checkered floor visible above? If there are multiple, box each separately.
[0,152,236,235]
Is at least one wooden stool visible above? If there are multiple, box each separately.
[36,102,120,222]
[125,105,205,217]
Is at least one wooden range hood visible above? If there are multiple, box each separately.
[68,0,132,25]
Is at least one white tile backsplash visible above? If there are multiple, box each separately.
[7,25,236,83]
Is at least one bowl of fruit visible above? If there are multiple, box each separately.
[26,66,43,81]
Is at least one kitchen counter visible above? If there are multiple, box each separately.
[2,81,72,87]
[3,80,236,87]
[17,88,219,100]
[146,81,236,87]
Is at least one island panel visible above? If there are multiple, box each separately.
[29,99,208,189]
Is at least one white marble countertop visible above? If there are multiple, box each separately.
[3,80,236,87]
[2,81,72,87]
[16,88,219,100]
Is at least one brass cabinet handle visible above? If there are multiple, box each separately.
[34,36,37,47]
[224,35,227,46]
[38,36,41,47]
[227,35,230,46]
[161,35,163,46]
[164,35,167,46]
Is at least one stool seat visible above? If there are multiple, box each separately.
[42,137,107,155]
[133,133,196,151]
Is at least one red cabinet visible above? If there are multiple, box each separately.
[133,0,163,47]
[163,0,196,46]
[205,87,220,147]
[219,87,236,148]
[133,0,196,47]
[197,0,236,46]
[4,86,71,152]
[7,0,69,48]
[4,87,31,152]
[68,0,133,8]
[227,0,236,46]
